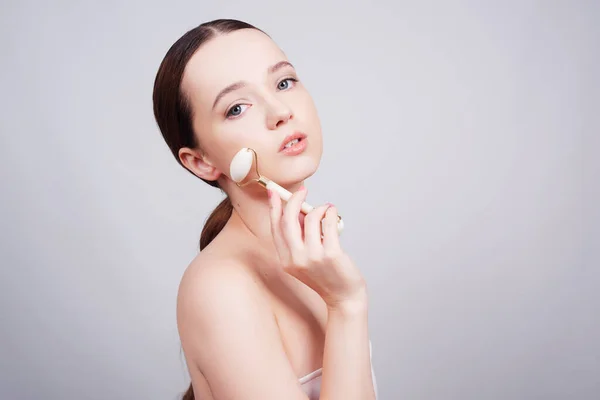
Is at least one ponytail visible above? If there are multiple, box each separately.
[182,195,233,399]
[199,196,234,250]
[182,385,194,400]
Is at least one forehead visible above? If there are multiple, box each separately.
[183,29,287,102]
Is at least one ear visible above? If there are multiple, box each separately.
[178,147,222,181]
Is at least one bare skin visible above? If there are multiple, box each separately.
[175,28,376,400]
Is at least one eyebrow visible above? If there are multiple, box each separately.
[269,60,294,74]
[211,61,295,110]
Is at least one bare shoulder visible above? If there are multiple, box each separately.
[176,250,265,339]
[175,250,307,399]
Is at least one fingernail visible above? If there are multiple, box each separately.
[326,202,334,207]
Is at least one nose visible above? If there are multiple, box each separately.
[265,95,293,130]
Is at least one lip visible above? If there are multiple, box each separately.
[279,132,308,153]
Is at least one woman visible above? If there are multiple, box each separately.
[153,19,378,400]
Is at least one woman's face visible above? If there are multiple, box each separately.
[181,28,323,187]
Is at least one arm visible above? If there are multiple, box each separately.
[177,261,310,400]
[268,187,377,400]
[321,291,376,400]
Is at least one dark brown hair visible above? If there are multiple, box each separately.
[152,18,265,400]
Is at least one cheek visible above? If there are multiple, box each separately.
[297,97,322,146]
[296,92,321,128]
[219,116,268,151]
[209,122,269,174]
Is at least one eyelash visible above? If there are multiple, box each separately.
[225,77,299,119]
[277,77,298,90]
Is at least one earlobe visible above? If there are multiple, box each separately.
[178,147,222,181]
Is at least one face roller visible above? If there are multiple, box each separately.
[229,147,344,234]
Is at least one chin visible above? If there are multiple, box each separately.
[271,152,321,187]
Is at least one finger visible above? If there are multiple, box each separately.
[298,212,306,239]
[322,205,342,254]
[281,187,308,262]
[304,204,331,252]
[268,189,291,265]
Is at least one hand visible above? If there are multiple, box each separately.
[268,186,367,311]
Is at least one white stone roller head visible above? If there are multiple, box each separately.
[230,148,254,183]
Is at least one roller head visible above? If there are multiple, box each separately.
[230,148,254,183]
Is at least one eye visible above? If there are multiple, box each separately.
[277,77,298,91]
[226,104,250,119]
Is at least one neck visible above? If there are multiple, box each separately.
[221,177,304,247]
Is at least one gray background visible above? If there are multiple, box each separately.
[1,1,598,399]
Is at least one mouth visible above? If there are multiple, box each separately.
[279,132,308,154]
